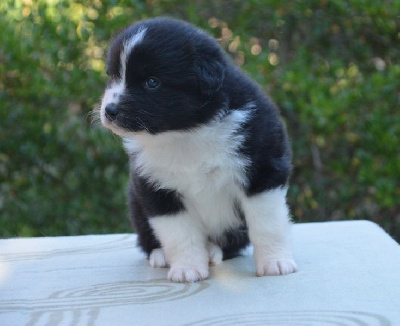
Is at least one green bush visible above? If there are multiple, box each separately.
[1,0,399,240]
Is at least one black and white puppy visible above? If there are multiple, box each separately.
[99,18,297,282]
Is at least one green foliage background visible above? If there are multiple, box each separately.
[1,0,399,240]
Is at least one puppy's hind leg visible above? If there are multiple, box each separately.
[149,248,168,268]
[241,187,297,276]
[207,242,223,266]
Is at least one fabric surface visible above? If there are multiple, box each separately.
[0,220,399,325]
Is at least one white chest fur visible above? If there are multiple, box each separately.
[123,110,251,238]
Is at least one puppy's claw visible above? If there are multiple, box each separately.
[256,258,297,276]
[168,265,209,283]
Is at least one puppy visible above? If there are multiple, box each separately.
[99,18,297,282]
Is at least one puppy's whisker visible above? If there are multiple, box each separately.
[119,114,152,133]
[137,110,157,117]
[91,117,102,128]
[136,117,151,133]
[86,108,102,128]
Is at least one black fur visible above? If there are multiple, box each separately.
[219,225,249,260]
[104,18,291,259]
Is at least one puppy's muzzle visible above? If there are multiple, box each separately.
[105,103,119,120]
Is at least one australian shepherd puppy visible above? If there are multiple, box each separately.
[99,18,297,282]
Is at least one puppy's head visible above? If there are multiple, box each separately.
[100,18,226,136]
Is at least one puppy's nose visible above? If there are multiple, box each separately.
[105,103,119,120]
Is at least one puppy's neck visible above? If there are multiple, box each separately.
[122,107,251,157]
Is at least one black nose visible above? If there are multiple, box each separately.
[105,103,119,120]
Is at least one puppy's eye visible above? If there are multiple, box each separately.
[145,77,160,89]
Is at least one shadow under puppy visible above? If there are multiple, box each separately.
[99,18,297,282]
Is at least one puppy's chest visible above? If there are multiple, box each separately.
[136,139,246,194]
[127,111,250,194]
[137,141,246,235]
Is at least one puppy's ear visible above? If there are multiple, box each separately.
[195,47,225,97]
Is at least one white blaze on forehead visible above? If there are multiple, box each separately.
[120,28,147,84]
[100,28,147,122]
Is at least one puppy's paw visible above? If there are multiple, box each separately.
[207,242,223,266]
[168,265,209,283]
[149,248,168,268]
[255,257,297,276]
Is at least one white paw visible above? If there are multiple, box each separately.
[168,265,209,283]
[207,242,223,266]
[149,248,168,268]
[255,257,298,276]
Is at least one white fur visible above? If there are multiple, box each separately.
[149,242,223,270]
[100,82,124,128]
[207,242,223,266]
[241,187,297,276]
[149,248,168,268]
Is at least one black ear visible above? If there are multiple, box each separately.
[195,48,225,97]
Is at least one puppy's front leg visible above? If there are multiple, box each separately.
[150,213,209,282]
[242,187,297,276]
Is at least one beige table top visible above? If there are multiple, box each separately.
[1,220,399,325]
